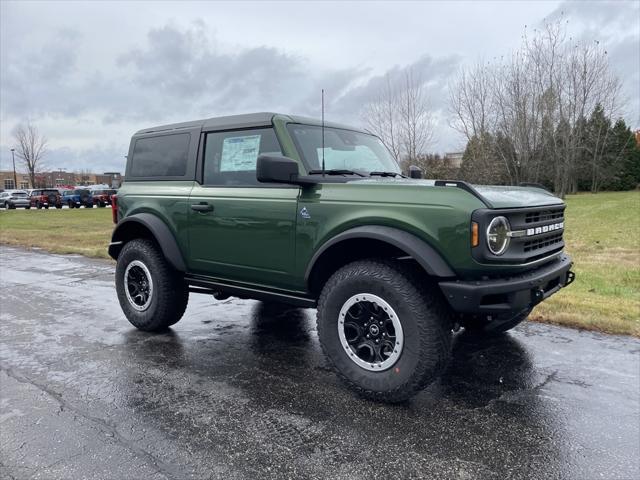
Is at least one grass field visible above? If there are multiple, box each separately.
[0,207,113,259]
[530,191,640,337]
[1,191,638,336]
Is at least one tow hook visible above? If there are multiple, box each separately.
[566,270,576,286]
[532,288,545,305]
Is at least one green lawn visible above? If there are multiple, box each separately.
[1,191,638,336]
[0,207,113,259]
[531,191,640,336]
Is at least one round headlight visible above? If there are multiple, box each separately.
[486,216,510,255]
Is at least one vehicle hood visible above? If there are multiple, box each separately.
[347,178,563,208]
[471,184,563,208]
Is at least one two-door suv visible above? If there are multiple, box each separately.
[62,188,94,208]
[30,189,63,209]
[110,113,574,402]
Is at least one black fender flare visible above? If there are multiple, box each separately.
[108,213,186,272]
[304,225,456,286]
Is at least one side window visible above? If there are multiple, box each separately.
[203,128,282,186]
[130,133,190,178]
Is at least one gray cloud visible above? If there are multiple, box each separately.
[1,2,637,174]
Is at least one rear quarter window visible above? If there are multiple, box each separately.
[130,133,191,178]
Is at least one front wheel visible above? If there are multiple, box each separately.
[115,238,189,332]
[317,259,452,403]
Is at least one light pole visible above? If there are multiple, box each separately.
[10,148,17,189]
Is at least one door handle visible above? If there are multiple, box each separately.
[191,202,214,213]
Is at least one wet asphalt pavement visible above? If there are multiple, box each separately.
[0,246,638,480]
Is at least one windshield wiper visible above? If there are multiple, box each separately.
[369,171,406,178]
[308,169,366,177]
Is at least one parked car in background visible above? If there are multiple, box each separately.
[0,190,31,209]
[61,188,93,208]
[30,189,62,209]
[90,188,117,207]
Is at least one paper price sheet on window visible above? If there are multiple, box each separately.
[220,135,261,171]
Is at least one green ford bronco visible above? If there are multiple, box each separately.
[109,112,574,402]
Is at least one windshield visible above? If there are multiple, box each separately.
[287,124,400,174]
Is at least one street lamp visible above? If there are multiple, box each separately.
[10,148,17,189]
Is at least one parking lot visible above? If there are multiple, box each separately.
[0,245,639,479]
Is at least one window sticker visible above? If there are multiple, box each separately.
[220,135,261,171]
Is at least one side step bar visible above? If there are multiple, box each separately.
[184,274,317,308]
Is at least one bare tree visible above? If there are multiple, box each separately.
[448,16,622,196]
[363,74,403,161]
[399,69,435,163]
[13,123,47,188]
[362,69,435,167]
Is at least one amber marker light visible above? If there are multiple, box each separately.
[471,222,479,247]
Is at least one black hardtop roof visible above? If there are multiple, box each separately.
[133,112,367,136]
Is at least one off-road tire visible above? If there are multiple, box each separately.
[463,309,531,336]
[36,202,41,209]
[85,203,93,208]
[55,205,62,209]
[317,259,452,403]
[44,205,49,209]
[115,238,189,332]
[25,205,30,210]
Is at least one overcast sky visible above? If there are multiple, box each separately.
[1,0,638,173]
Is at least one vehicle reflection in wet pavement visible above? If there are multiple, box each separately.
[1,246,638,479]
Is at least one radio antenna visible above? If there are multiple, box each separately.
[321,89,325,177]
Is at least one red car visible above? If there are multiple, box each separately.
[30,189,63,209]
[91,189,117,207]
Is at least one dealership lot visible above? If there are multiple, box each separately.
[0,246,638,480]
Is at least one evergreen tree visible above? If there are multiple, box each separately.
[605,119,640,190]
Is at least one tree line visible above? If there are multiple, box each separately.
[363,17,639,196]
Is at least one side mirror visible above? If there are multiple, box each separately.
[256,155,301,184]
[408,165,423,179]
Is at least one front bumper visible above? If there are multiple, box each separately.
[439,254,574,315]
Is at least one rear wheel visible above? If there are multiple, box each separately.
[36,202,42,209]
[68,201,74,208]
[115,238,189,331]
[3,202,9,209]
[55,205,62,209]
[317,259,452,403]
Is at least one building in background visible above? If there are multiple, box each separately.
[0,170,122,190]
[444,152,464,169]
[0,171,31,190]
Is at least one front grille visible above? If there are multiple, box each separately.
[525,209,563,224]
[506,205,565,263]
[472,204,566,265]
[523,232,563,253]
